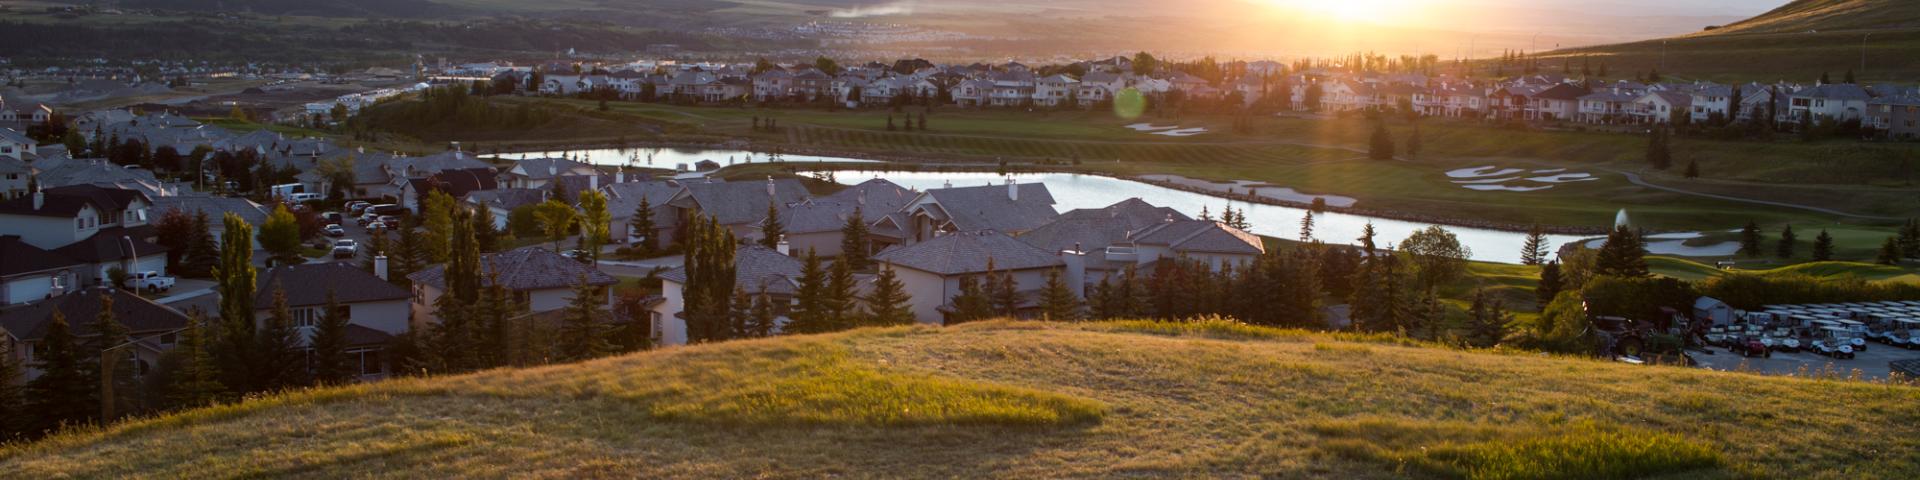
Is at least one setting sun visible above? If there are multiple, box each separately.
[1269,0,1420,23]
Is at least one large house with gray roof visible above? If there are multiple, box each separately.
[254,262,412,380]
[651,245,806,345]
[669,178,808,242]
[407,247,618,327]
[873,229,1068,324]
[0,235,82,305]
[0,185,165,288]
[899,180,1057,243]
[0,287,188,380]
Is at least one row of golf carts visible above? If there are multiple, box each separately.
[1701,301,1920,359]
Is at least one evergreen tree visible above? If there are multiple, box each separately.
[1645,127,1671,170]
[422,190,455,263]
[309,290,352,385]
[1038,269,1081,321]
[727,286,754,339]
[163,312,224,410]
[629,196,658,254]
[1299,212,1315,242]
[986,259,1020,317]
[1358,222,1378,255]
[1844,69,1856,84]
[787,249,828,334]
[681,216,738,343]
[0,340,24,440]
[861,263,915,326]
[824,256,858,330]
[257,286,307,390]
[1738,221,1764,258]
[749,291,777,337]
[1878,237,1903,265]
[559,274,612,360]
[28,312,93,433]
[760,201,784,250]
[948,275,995,324]
[1405,123,1422,159]
[1463,288,1511,348]
[1899,219,1920,258]
[1594,225,1650,277]
[179,211,219,278]
[1812,230,1836,261]
[840,206,871,270]
[1776,225,1798,259]
[1520,224,1549,265]
[390,222,426,287]
[211,213,258,393]
[577,190,611,262]
[1685,159,1699,179]
[1537,261,1564,307]
[1368,120,1395,160]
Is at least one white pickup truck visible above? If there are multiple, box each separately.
[124,271,177,293]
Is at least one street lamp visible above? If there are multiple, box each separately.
[1861,32,1875,78]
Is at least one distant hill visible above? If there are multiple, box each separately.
[121,0,461,18]
[4,321,1916,477]
[1553,0,1920,82]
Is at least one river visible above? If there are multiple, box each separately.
[489,146,879,168]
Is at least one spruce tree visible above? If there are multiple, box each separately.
[986,259,1020,317]
[948,275,995,324]
[682,216,737,343]
[165,312,225,409]
[1878,237,1904,265]
[0,341,25,441]
[258,286,307,390]
[1405,123,1422,159]
[1645,127,1671,170]
[1738,221,1763,258]
[1463,288,1510,348]
[1537,261,1564,307]
[1299,212,1315,242]
[749,291,777,336]
[309,290,352,385]
[1685,159,1699,179]
[1899,219,1920,258]
[861,263,915,326]
[630,196,658,254]
[180,210,219,278]
[28,312,92,433]
[1776,225,1798,259]
[391,222,425,287]
[760,201,784,250]
[825,257,858,330]
[1038,269,1081,321]
[1812,230,1836,261]
[728,286,754,339]
[840,206,870,270]
[788,249,827,334]
[1594,225,1650,277]
[1520,224,1548,265]
[1368,120,1395,160]
[559,274,612,360]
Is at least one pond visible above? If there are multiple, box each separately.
[489,147,880,168]
[814,170,1597,264]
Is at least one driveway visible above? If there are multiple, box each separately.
[1692,343,1920,380]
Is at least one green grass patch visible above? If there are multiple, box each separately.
[1313,418,1723,480]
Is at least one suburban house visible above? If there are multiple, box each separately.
[398,167,499,214]
[253,262,412,380]
[502,158,600,190]
[1123,219,1267,270]
[0,128,34,162]
[1577,90,1641,124]
[651,245,805,345]
[1015,198,1189,286]
[668,178,809,241]
[0,287,189,380]
[1789,83,1872,123]
[464,188,549,231]
[150,194,270,249]
[1868,95,1920,139]
[0,185,165,287]
[406,247,618,326]
[1635,91,1693,124]
[601,180,683,247]
[871,229,1068,324]
[0,235,81,305]
[1687,84,1737,124]
[824,178,917,253]
[900,180,1057,243]
[1530,83,1590,121]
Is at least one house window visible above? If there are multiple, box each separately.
[292,307,319,327]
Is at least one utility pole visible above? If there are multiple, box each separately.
[1862,32,1874,78]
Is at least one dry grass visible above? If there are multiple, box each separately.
[4,320,1917,478]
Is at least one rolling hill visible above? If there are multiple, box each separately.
[1555,0,1920,81]
[5,321,1916,478]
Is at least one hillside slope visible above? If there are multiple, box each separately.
[6,321,1917,478]
[1555,0,1920,81]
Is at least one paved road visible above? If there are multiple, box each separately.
[1693,343,1920,380]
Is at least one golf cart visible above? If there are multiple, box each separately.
[1766,327,1801,353]
[1810,326,1858,359]
[1886,319,1920,349]
[1727,333,1771,358]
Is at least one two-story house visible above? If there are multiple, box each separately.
[0,185,164,287]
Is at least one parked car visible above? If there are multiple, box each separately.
[346,201,372,215]
[123,271,177,293]
[560,249,593,264]
[331,239,359,259]
[357,212,380,227]
[378,215,401,227]
[323,224,346,237]
[322,212,344,224]
[1727,334,1770,358]
[366,221,388,233]
[368,204,407,216]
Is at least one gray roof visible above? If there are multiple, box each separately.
[917,182,1057,233]
[34,160,168,198]
[153,194,269,227]
[0,127,31,145]
[392,151,492,178]
[1021,198,1190,253]
[0,235,82,277]
[674,178,809,226]
[1795,83,1872,101]
[255,262,410,308]
[602,180,683,225]
[821,178,915,223]
[659,245,805,295]
[874,230,1062,276]
[771,199,858,235]
[465,188,549,212]
[0,287,187,341]
[511,157,597,180]
[408,246,618,291]
[1130,220,1264,255]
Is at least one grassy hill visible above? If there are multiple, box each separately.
[7,321,1916,478]
[1555,0,1920,81]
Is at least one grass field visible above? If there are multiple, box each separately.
[6,321,1916,478]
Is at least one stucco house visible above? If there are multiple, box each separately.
[407,247,618,327]
[651,245,805,345]
[668,178,809,241]
[872,229,1067,324]
[0,185,164,287]
[900,180,1057,244]
[0,235,81,305]
[0,287,188,381]
[253,262,412,380]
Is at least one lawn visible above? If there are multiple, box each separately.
[7,321,1916,478]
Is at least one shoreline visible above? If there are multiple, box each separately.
[483,139,1613,236]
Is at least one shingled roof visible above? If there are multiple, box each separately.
[1130,220,1264,255]
[0,235,81,277]
[914,182,1057,233]
[408,247,618,292]
[659,245,806,295]
[0,287,188,341]
[874,230,1061,276]
[0,184,148,218]
[673,178,809,226]
[254,262,410,308]
[821,178,915,223]
[52,226,165,263]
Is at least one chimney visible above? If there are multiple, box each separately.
[374,255,389,281]
[615,167,625,184]
[589,173,599,191]
[1006,177,1018,201]
[32,188,43,210]
[776,235,790,256]
[766,176,776,198]
[451,141,462,152]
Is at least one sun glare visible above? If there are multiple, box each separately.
[1270,0,1416,24]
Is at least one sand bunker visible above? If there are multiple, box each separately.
[1447,166,1526,179]
[1452,177,1525,185]
[1125,123,1180,131]
[1462,184,1554,192]
[1450,165,1596,192]
[1141,174,1357,207]
[1531,168,1567,174]
[1151,128,1210,137]
[1527,173,1597,183]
